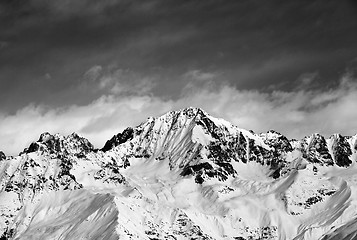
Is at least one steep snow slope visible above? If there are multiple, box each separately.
[1,107,357,240]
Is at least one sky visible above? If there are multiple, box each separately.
[1,0,357,155]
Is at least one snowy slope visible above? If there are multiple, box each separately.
[1,107,357,240]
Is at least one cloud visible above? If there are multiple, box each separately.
[110,77,155,95]
[2,0,357,116]
[1,70,357,156]
[0,95,172,156]
[0,41,8,50]
[176,71,357,139]
[83,65,103,82]
[30,0,122,19]
[105,69,157,95]
[183,70,216,82]
[295,71,319,89]
[81,65,157,95]
[181,69,225,96]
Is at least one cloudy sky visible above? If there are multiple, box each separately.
[1,0,357,155]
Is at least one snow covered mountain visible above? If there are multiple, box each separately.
[1,107,357,240]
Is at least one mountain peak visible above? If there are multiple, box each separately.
[2,108,357,240]
[38,131,53,142]
[177,106,207,115]
[102,107,219,153]
[159,107,212,122]
[23,132,93,155]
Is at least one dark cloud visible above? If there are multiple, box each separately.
[0,0,357,113]
[1,69,357,156]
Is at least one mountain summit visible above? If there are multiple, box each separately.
[1,107,357,240]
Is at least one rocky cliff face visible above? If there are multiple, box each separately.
[0,107,357,240]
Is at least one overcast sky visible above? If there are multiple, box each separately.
[1,0,357,155]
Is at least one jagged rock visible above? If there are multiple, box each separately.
[23,132,94,155]
[102,127,134,152]
[331,134,352,167]
[306,134,333,165]
[0,151,5,160]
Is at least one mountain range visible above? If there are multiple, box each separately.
[1,107,357,240]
